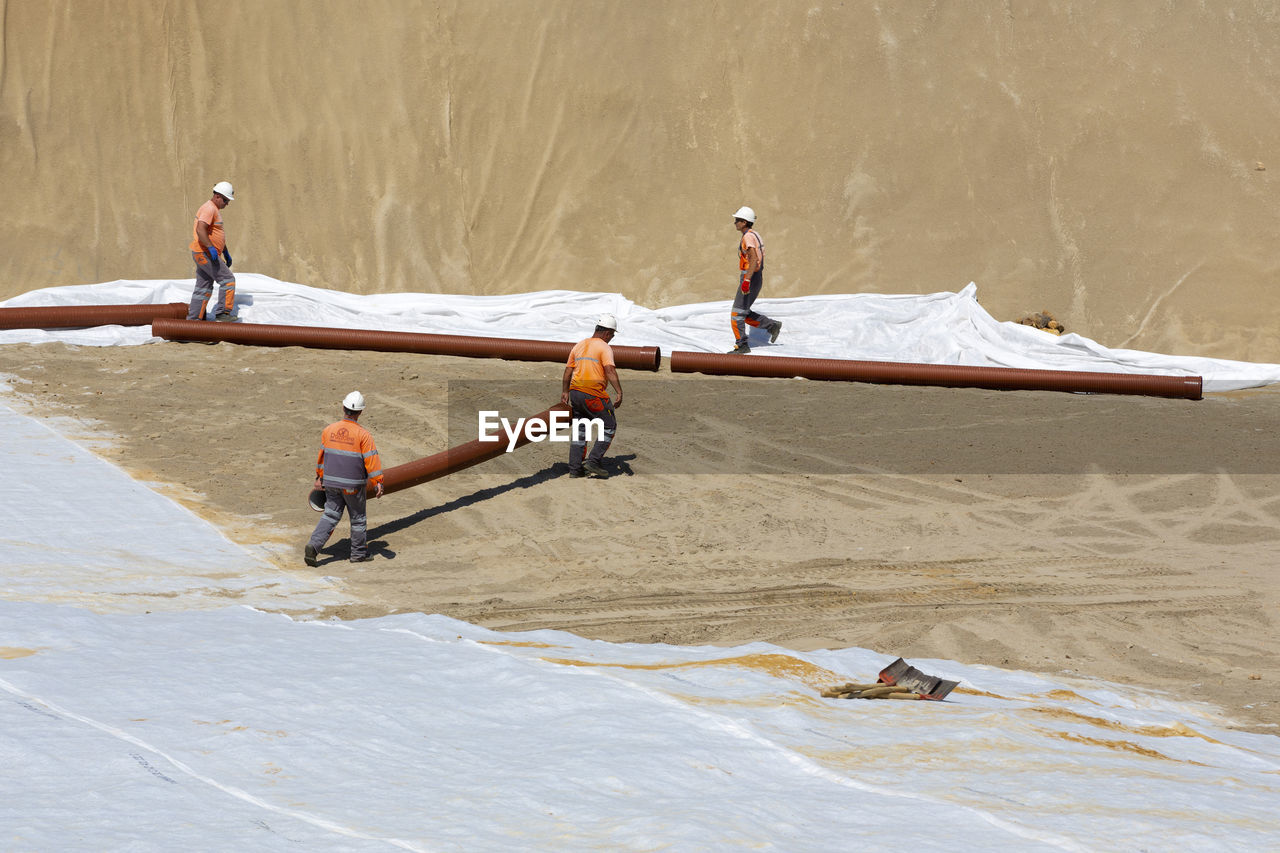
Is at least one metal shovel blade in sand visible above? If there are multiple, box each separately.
[877,658,960,701]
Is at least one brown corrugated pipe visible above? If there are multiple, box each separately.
[309,404,569,509]
[668,351,1203,400]
[0,302,186,330]
[153,318,661,371]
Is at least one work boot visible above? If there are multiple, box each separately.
[214,314,239,322]
[568,468,586,479]
[727,342,751,355]
[583,460,609,479]
[304,545,318,567]
[350,554,371,563]
[768,320,782,343]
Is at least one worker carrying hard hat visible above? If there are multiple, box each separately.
[727,205,781,354]
[560,313,623,479]
[305,391,385,566]
[186,181,239,322]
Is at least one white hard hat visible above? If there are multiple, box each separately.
[342,391,366,411]
[733,206,756,223]
[596,313,618,331]
[212,180,235,201]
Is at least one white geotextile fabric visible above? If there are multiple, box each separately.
[0,396,1278,849]
[4,275,1279,391]
[2,600,1278,850]
[0,398,345,613]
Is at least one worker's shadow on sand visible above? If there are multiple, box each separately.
[595,455,635,478]
[365,454,638,544]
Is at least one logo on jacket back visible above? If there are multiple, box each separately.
[334,427,351,442]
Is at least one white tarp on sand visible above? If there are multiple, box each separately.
[4,275,1280,391]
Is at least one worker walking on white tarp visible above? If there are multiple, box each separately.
[187,180,238,321]
[560,313,624,479]
[305,391,384,565]
[728,205,781,354]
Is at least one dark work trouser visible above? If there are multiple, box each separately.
[308,487,370,560]
[568,389,616,471]
[188,250,237,320]
[730,269,774,346]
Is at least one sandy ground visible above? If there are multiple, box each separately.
[4,340,1279,732]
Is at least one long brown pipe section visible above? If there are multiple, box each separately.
[669,351,1203,400]
[151,317,1199,398]
[153,318,661,371]
[1,302,186,330]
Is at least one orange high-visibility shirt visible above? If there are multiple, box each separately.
[315,417,383,492]
[189,200,226,252]
[738,229,764,271]
[567,337,616,399]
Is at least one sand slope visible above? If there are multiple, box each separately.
[3,341,1277,732]
[6,2,1280,359]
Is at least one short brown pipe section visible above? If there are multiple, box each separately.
[0,302,186,330]
[310,404,570,508]
[376,404,569,497]
[153,318,661,371]
[669,351,1203,400]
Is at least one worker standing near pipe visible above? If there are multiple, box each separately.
[729,206,781,354]
[305,391,384,565]
[187,181,238,322]
[560,314,623,479]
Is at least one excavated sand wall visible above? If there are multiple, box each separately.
[5,2,1280,360]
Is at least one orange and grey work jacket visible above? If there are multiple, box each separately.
[315,417,384,493]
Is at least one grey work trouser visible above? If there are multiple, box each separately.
[308,487,370,560]
[568,389,617,472]
[188,250,237,320]
[731,269,774,346]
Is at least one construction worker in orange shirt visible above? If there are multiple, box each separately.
[305,391,385,565]
[560,313,623,479]
[728,205,781,354]
[187,180,238,321]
